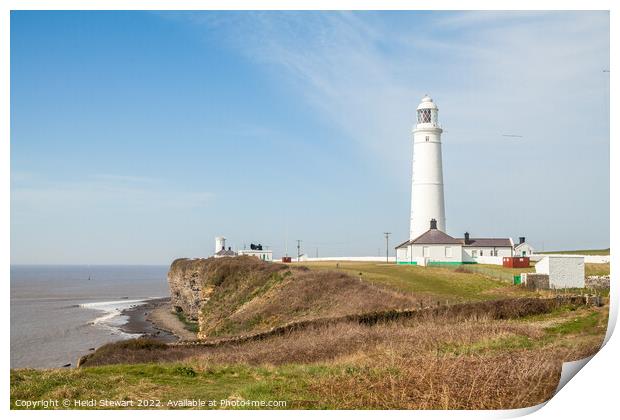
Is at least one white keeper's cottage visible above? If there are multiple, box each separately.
[395,219,513,265]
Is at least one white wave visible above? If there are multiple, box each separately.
[79,298,156,338]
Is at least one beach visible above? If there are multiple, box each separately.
[120,297,197,342]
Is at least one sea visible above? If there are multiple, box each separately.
[10,265,170,369]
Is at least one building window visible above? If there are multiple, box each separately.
[445,247,452,257]
[425,136,430,142]
[418,109,432,123]
[472,250,478,258]
[480,250,484,256]
[423,246,430,257]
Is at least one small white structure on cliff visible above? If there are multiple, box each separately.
[214,236,237,258]
[535,255,585,288]
[238,244,273,261]
[215,236,226,253]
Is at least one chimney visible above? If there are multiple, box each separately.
[430,219,437,230]
[464,232,470,244]
[519,237,525,244]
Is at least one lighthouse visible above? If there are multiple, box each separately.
[409,95,446,239]
[396,95,516,265]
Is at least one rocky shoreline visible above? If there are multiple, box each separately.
[76,297,199,368]
[119,297,180,343]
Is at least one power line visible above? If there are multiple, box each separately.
[384,232,391,264]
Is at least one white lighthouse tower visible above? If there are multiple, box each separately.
[409,95,446,239]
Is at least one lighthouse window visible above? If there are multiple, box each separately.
[418,109,432,123]
[425,136,429,142]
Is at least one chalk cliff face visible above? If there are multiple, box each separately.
[168,258,213,321]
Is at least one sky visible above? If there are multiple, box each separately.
[10,11,610,264]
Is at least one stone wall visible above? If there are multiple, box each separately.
[521,273,550,290]
[585,275,610,290]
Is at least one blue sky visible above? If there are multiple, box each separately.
[11,11,609,264]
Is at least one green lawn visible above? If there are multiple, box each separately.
[463,262,609,277]
[299,261,526,302]
[10,363,341,410]
[586,263,610,276]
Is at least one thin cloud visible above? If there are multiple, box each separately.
[176,11,608,161]
[12,173,214,212]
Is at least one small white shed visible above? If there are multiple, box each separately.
[514,242,535,257]
[535,256,585,288]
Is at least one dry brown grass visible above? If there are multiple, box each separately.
[196,258,419,337]
[81,314,526,367]
[70,302,607,409]
[81,300,604,368]
[309,349,589,409]
[222,270,417,330]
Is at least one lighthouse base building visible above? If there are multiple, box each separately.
[395,219,514,265]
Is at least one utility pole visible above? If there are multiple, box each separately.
[296,240,302,262]
[384,232,391,264]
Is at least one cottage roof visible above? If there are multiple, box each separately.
[395,228,462,248]
[514,242,531,249]
[395,231,513,249]
[459,238,512,247]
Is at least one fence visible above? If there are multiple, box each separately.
[449,264,520,284]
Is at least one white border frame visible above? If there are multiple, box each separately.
[1,2,615,419]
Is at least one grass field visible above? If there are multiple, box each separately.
[447,262,609,278]
[11,258,610,410]
[11,304,608,409]
[297,261,531,302]
[586,263,610,276]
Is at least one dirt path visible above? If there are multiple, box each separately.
[147,303,197,341]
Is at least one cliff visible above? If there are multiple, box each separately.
[167,256,416,339]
